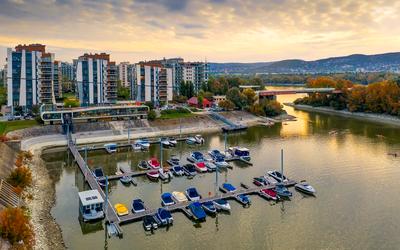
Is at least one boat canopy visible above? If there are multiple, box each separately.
[161,193,174,203]
[235,147,250,156]
[93,168,104,178]
[149,158,160,167]
[78,190,104,207]
[222,183,236,192]
[192,151,204,160]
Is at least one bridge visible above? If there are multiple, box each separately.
[258,88,342,97]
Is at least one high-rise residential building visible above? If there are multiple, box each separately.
[118,62,130,87]
[134,62,173,106]
[6,44,58,111]
[75,53,117,106]
[53,61,62,100]
[60,62,74,81]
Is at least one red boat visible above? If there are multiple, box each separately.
[147,157,160,169]
[259,188,278,201]
[195,162,207,172]
[146,170,159,181]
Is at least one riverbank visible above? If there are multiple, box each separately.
[286,103,400,127]
[25,149,65,250]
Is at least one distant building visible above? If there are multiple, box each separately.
[60,62,74,81]
[134,62,173,106]
[75,53,117,106]
[6,44,58,111]
[118,62,130,87]
[212,95,226,105]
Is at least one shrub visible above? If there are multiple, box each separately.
[147,110,157,121]
[0,207,35,248]
[7,166,32,190]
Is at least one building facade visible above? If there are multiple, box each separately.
[6,44,58,111]
[75,53,117,106]
[53,61,62,100]
[60,62,74,81]
[134,62,173,106]
[118,62,130,87]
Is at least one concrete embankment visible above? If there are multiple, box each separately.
[286,103,400,127]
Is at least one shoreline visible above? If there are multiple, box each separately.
[285,103,400,127]
[25,149,65,250]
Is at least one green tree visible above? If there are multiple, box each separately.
[226,87,246,109]
[242,88,257,107]
[147,110,156,121]
[144,101,154,110]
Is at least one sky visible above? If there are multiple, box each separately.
[0,0,400,65]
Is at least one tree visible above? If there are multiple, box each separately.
[0,208,35,248]
[242,88,257,107]
[144,101,154,110]
[7,166,32,190]
[218,100,235,111]
[147,110,156,121]
[249,103,264,116]
[261,100,283,116]
[347,85,367,112]
[117,84,130,100]
[226,87,246,109]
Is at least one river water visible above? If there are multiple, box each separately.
[43,93,400,249]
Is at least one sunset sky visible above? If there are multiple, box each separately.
[0,0,400,65]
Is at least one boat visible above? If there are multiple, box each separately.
[138,160,150,170]
[161,192,175,206]
[167,155,180,166]
[185,187,201,201]
[295,180,316,195]
[220,183,237,193]
[213,199,231,211]
[202,201,217,214]
[214,157,229,168]
[120,175,132,184]
[263,175,278,185]
[228,147,251,161]
[147,157,161,169]
[168,138,177,147]
[135,139,150,149]
[253,176,266,186]
[172,191,188,202]
[78,190,105,222]
[104,143,117,153]
[236,194,251,205]
[131,199,146,213]
[171,165,184,176]
[188,202,207,221]
[143,215,158,231]
[267,170,289,183]
[194,134,205,144]
[93,167,106,187]
[160,138,170,148]
[188,151,205,163]
[186,137,197,145]
[131,143,143,151]
[156,208,173,226]
[208,149,225,160]
[158,168,170,181]
[205,161,217,171]
[146,170,159,180]
[182,164,197,176]
[195,162,208,172]
[114,203,129,216]
[259,188,279,201]
[274,183,292,198]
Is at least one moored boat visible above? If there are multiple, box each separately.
[236,194,251,205]
[194,134,205,144]
[172,191,188,203]
[195,162,208,172]
[205,161,217,172]
[114,203,129,216]
[202,201,217,214]
[93,167,106,187]
[143,215,158,231]
[147,157,161,169]
[156,208,173,226]
[186,137,197,145]
[267,170,289,183]
[214,156,229,168]
[104,143,117,153]
[220,183,237,193]
[295,180,316,195]
[228,147,251,161]
[120,175,132,184]
[171,165,184,176]
[168,138,177,147]
[185,187,201,201]
[135,139,150,149]
[131,143,143,151]
[146,170,159,181]
[167,155,180,166]
[188,202,207,221]
[263,175,278,185]
[138,160,150,170]
[213,199,231,211]
[158,168,170,181]
[188,151,205,163]
[131,199,146,213]
[259,188,279,201]
[182,164,197,176]
[208,149,225,160]
[78,190,105,222]
[160,138,170,148]
[253,176,266,186]
[275,183,292,198]
[161,192,175,206]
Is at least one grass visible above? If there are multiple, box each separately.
[159,112,194,119]
[0,120,40,136]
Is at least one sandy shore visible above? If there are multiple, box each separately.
[25,150,65,250]
[286,103,400,127]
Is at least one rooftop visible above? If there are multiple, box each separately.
[78,190,104,206]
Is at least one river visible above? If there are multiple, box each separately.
[43,92,400,249]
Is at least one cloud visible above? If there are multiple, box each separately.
[0,0,399,64]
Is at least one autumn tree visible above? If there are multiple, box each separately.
[226,87,246,109]
[347,85,367,112]
[242,88,257,107]
[218,100,235,111]
[0,207,34,248]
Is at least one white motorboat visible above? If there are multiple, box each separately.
[172,191,188,202]
[205,162,217,171]
[186,137,197,145]
[160,138,170,148]
[295,180,316,195]
[228,147,251,161]
[194,134,205,144]
[135,139,150,149]
[168,138,177,147]
[131,143,143,151]
[213,199,231,211]
[120,175,132,184]
[267,170,289,183]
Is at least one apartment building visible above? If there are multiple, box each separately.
[75,53,117,106]
[6,44,58,111]
[53,61,62,100]
[118,62,130,87]
[60,62,74,81]
[134,62,172,106]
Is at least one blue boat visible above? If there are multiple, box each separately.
[228,147,251,161]
[171,165,184,176]
[93,167,106,187]
[220,183,237,193]
[161,193,175,206]
[185,187,201,201]
[132,199,146,213]
[104,143,117,153]
[156,208,173,226]
[183,164,197,176]
[208,149,225,160]
[236,194,251,205]
[188,151,204,163]
[275,183,292,198]
[188,202,207,221]
[202,201,217,214]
